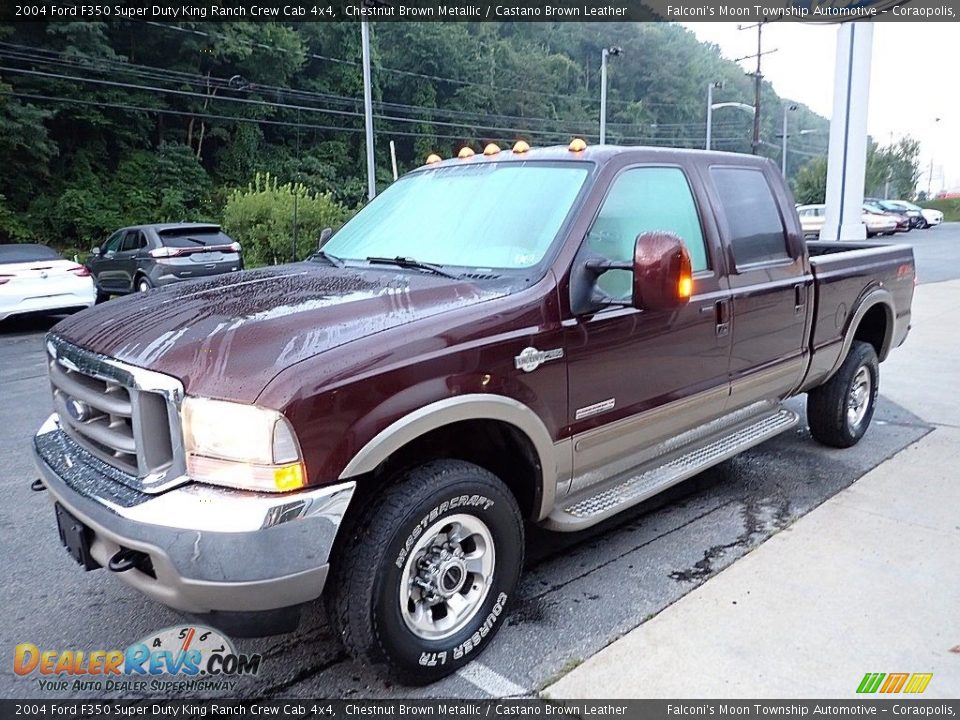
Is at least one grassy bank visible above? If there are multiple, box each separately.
[921,198,960,222]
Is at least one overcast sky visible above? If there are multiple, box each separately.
[682,22,957,194]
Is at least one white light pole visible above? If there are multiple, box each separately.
[361,20,376,201]
[599,46,622,145]
[705,81,723,150]
[708,102,756,151]
[781,104,797,175]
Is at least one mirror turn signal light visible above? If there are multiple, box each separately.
[425,153,442,165]
[458,147,475,159]
[569,138,587,152]
[512,140,530,154]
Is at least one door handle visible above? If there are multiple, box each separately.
[794,283,806,314]
[714,299,730,337]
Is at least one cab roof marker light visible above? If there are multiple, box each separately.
[483,143,501,156]
[425,153,442,165]
[569,138,587,152]
[512,140,530,154]
[458,147,475,159]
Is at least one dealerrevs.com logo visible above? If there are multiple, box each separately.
[13,625,262,693]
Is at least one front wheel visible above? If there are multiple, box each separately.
[327,460,524,685]
[136,276,153,293]
[807,340,879,448]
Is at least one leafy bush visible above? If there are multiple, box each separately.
[222,172,354,267]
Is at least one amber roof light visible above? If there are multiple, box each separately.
[512,140,530,154]
[483,143,501,156]
[568,138,587,152]
[425,153,442,165]
[458,147,475,159]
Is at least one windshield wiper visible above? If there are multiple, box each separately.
[365,256,461,279]
[311,250,345,268]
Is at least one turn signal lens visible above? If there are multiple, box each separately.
[512,140,530,154]
[569,138,587,152]
[458,147,475,159]
[678,275,693,299]
[425,153,442,165]
[483,143,501,156]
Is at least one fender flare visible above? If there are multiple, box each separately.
[828,288,895,378]
[338,394,560,521]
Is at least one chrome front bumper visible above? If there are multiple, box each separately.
[34,414,354,616]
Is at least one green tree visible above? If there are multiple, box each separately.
[792,156,828,205]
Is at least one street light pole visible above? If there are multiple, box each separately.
[361,20,376,201]
[599,46,621,145]
[781,104,797,176]
[706,81,723,150]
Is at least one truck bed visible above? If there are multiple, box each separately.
[804,241,915,389]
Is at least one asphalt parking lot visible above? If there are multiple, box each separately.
[1,223,957,700]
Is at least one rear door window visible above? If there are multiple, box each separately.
[709,167,789,266]
[586,166,709,298]
[159,228,234,248]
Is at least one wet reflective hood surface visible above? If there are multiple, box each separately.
[52,263,513,404]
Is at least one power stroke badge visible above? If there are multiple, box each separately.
[514,346,564,373]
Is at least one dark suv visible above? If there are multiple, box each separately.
[87,223,242,297]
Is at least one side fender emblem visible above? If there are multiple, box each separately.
[514,346,564,373]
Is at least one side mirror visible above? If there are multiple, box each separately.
[581,231,693,313]
[317,227,333,249]
[90,247,100,256]
[630,231,693,311]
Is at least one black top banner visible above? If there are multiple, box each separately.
[2,699,959,720]
[3,0,958,22]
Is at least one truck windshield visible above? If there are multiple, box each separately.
[321,162,590,270]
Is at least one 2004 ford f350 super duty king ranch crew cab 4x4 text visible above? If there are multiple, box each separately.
[33,143,914,684]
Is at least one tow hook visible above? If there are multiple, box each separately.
[30,479,46,492]
[108,549,149,573]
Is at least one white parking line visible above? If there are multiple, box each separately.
[457,661,527,698]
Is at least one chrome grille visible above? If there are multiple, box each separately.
[46,335,187,494]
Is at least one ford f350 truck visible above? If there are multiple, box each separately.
[33,142,914,684]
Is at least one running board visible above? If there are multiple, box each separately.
[543,406,799,531]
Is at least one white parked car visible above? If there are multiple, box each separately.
[920,207,944,227]
[797,204,897,238]
[0,244,97,322]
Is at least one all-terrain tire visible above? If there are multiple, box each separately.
[807,340,879,448]
[326,460,524,685]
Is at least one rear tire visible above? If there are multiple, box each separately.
[327,460,523,685]
[136,276,153,293]
[807,340,879,448]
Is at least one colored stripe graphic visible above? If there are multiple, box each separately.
[904,673,933,694]
[857,673,885,693]
[880,673,909,693]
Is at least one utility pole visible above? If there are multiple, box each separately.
[361,20,376,201]
[736,22,776,156]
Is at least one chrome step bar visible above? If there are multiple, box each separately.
[543,405,799,531]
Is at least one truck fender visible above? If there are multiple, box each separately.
[829,288,895,377]
[337,393,563,521]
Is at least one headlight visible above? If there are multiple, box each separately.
[181,397,305,492]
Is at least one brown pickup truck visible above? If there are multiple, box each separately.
[33,143,914,684]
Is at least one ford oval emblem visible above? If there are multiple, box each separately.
[65,399,90,423]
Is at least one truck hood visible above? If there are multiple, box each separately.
[52,264,511,403]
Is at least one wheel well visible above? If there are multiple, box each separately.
[364,419,543,520]
[853,304,889,358]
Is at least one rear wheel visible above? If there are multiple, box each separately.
[807,340,879,448]
[136,276,153,293]
[327,460,523,685]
